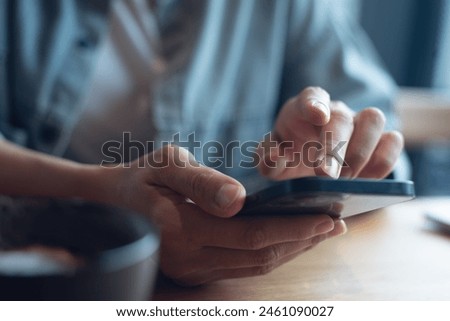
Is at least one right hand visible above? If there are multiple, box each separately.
[104,145,347,286]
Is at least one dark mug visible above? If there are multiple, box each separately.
[0,197,159,300]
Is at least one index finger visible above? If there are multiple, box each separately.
[315,101,355,178]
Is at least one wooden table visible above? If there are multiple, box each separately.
[153,198,450,300]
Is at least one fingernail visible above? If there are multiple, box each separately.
[311,100,330,123]
[339,167,353,178]
[322,155,341,179]
[314,219,335,234]
[215,184,244,209]
[311,100,329,115]
[329,219,348,237]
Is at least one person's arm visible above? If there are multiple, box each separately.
[256,1,405,181]
[0,139,111,202]
[0,139,346,285]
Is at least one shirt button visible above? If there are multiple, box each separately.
[76,35,97,49]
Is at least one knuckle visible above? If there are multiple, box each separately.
[189,171,214,199]
[242,223,267,249]
[376,157,396,172]
[151,145,179,170]
[293,226,315,241]
[161,144,195,168]
[310,234,328,246]
[153,147,183,181]
[368,154,396,177]
[253,246,280,266]
[303,86,330,101]
[305,86,328,95]
[347,149,370,167]
[254,263,276,276]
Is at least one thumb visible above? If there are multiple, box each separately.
[149,145,246,217]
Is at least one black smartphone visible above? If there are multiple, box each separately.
[239,176,415,218]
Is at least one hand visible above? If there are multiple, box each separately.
[258,87,404,180]
[105,145,346,285]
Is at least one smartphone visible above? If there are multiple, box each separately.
[239,176,415,218]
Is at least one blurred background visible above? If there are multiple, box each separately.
[340,0,450,196]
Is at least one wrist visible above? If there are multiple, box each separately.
[75,164,123,206]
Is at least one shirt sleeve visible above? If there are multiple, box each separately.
[281,0,398,130]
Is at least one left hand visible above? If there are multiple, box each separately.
[258,86,404,180]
